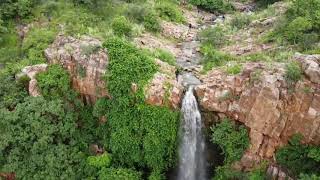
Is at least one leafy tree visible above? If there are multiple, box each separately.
[155,1,185,23]
[276,134,320,176]
[98,167,142,180]
[211,119,249,164]
[0,73,28,110]
[189,0,233,13]
[0,0,37,19]
[0,97,93,179]
[111,16,133,37]
[22,27,56,65]
[36,64,73,100]
[101,37,179,173]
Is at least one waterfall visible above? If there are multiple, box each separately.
[178,86,206,180]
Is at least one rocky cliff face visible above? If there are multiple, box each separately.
[195,54,320,169]
[45,35,109,104]
[145,59,183,109]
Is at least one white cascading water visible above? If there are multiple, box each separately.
[178,86,206,180]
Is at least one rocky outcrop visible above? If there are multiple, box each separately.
[17,64,48,97]
[295,53,320,84]
[195,57,320,169]
[145,59,183,109]
[266,165,293,180]
[45,35,109,104]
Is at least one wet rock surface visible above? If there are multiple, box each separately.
[195,58,320,169]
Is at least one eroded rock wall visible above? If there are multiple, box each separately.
[45,35,109,104]
[195,54,320,169]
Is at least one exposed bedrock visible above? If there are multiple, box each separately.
[195,54,320,170]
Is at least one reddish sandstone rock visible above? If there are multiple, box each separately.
[45,35,109,104]
[195,59,320,169]
[17,64,48,97]
[145,59,183,109]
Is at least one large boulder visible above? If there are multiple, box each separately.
[145,59,183,109]
[45,35,109,104]
[195,60,320,169]
[17,64,48,97]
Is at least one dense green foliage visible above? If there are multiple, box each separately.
[155,1,185,23]
[268,0,320,50]
[285,61,302,84]
[144,11,162,33]
[211,119,249,164]
[276,134,320,177]
[102,37,179,173]
[98,167,142,180]
[153,48,176,66]
[200,44,235,72]
[0,0,37,19]
[189,0,233,13]
[211,119,250,180]
[36,65,72,100]
[112,16,133,37]
[199,26,227,48]
[0,97,93,179]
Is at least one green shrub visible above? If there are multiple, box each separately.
[98,168,142,180]
[230,13,252,29]
[226,64,242,75]
[285,17,312,44]
[213,164,246,180]
[155,1,185,23]
[189,0,233,13]
[0,0,37,19]
[269,0,320,50]
[144,11,162,33]
[200,44,234,73]
[87,153,112,168]
[199,26,227,48]
[111,16,133,37]
[102,37,179,172]
[148,170,165,180]
[211,119,249,164]
[276,134,320,176]
[36,64,72,100]
[154,48,176,66]
[126,3,148,23]
[0,97,90,179]
[22,27,56,65]
[285,61,302,84]
[0,73,28,110]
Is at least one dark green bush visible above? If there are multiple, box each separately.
[200,44,235,73]
[36,64,72,100]
[211,119,249,164]
[99,167,142,180]
[276,134,320,176]
[0,73,28,110]
[102,37,179,172]
[230,13,252,29]
[154,48,176,66]
[22,28,56,64]
[87,153,112,168]
[285,61,302,84]
[111,16,133,37]
[0,97,90,179]
[155,1,185,23]
[0,0,37,19]
[189,0,233,13]
[269,0,320,50]
[144,11,162,33]
[199,26,227,48]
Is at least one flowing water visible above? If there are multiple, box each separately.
[177,86,207,180]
